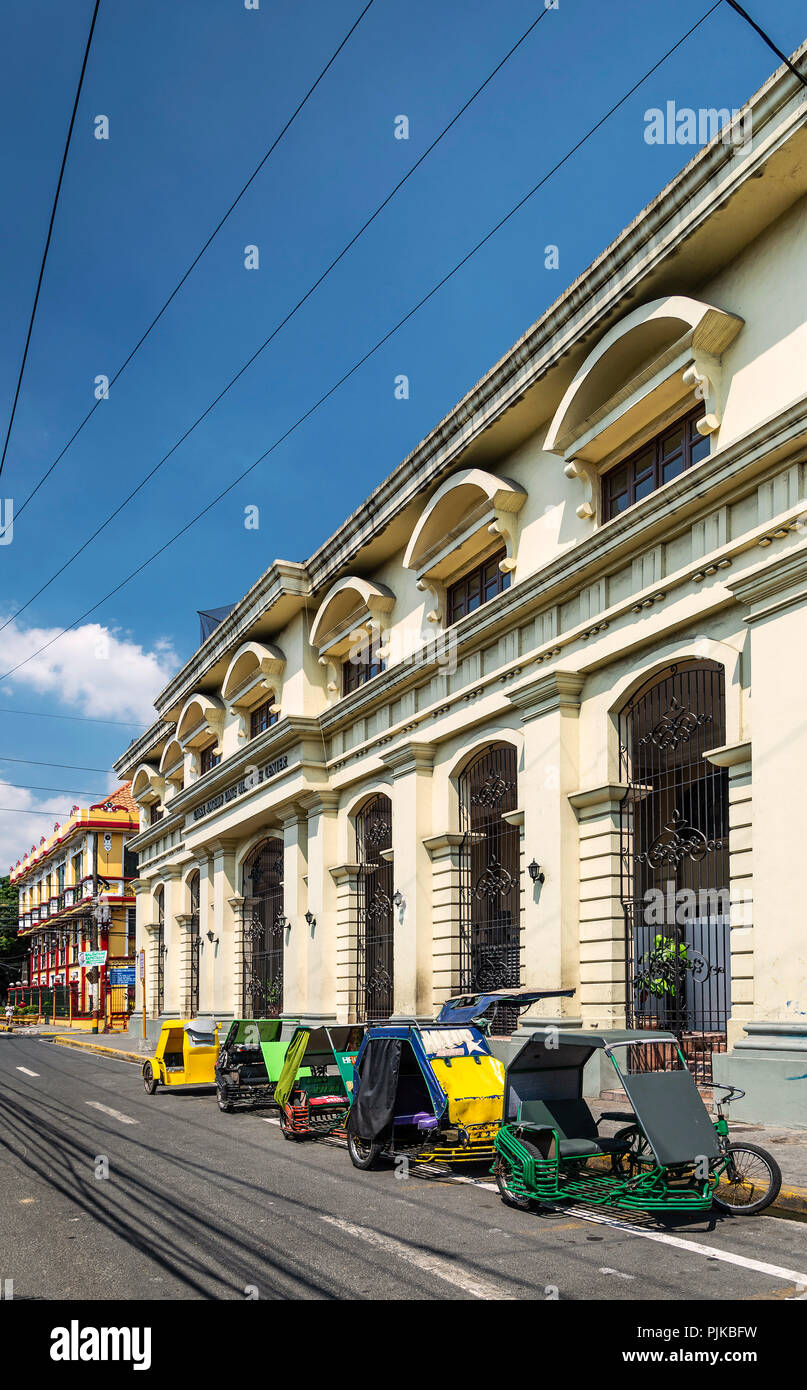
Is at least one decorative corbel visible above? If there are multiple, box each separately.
[488,515,518,572]
[416,576,445,627]
[564,458,597,520]
[683,351,722,435]
[319,654,339,701]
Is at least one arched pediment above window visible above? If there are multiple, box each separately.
[309,576,395,658]
[175,691,226,750]
[132,763,164,805]
[545,296,743,518]
[221,640,286,708]
[158,739,185,787]
[403,468,527,581]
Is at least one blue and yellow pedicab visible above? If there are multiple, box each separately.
[345,989,573,1170]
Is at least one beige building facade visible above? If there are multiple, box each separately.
[116,51,807,1124]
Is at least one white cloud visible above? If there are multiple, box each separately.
[0,619,178,723]
[0,781,116,882]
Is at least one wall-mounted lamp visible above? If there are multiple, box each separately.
[392,890,403,909]
[206,929,218,944]
[527,859,545,885]
[305,911,316,928]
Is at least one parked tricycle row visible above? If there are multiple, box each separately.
[141,989,782,1218]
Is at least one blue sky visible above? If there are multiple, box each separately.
[0,0,804,864]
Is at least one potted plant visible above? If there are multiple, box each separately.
[634,934,693,1066]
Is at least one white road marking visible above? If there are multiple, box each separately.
[85,1102,138,1126]
[560,1204,807,1287]
[600,1266,635,1280]
[16,1066,39,1077]
[321,1215,513,1300]
[446,1174,807,1288]
[260,1117,281,1126]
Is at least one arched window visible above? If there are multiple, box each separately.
[458,744,521,1031]
[188,871,200,1015]
[155,886,165,1015]
[619,660,729,1082]
[242,839,284,1017]
[355,795,394,1021]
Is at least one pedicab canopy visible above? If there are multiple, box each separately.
[274,1025,365,1110]
[436,987,575,1028]
[504,1029,721,1168]
[223,1018,284,1048]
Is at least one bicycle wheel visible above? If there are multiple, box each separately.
[494,1155,533,1211]
[712,1143,782,1214]
[611,1124,653,1177]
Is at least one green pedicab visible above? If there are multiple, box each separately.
[494,1029,781,1216]
[214,1018,309,1113]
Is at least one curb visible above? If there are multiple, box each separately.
[49,1034,146,1065]
[771,1185,807,1217]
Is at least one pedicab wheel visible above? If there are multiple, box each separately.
[216,1088,234,1114]
[279,1110,302,1142]
[142,1062,158,1095]
[494,1155,532,1211]
[712,1143,782,1215]
[347,1133,381,1170]
[611,1125,653,1177]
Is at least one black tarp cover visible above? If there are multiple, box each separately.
[346,1037,402,1142]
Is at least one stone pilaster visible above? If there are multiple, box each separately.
[380,741,435,1019]
[302,792,340,1024]
[704,741,753,1049]
[159,869,182,1016]
[210,839,239,1019]
[330,862,361,1022]
[278,805,308,1019]
[423,832,465,1015]
[507,671,584,1026]
[567,783,628,1029]
[175,913,197,1018]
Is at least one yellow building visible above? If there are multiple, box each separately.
[10,785,139,1026]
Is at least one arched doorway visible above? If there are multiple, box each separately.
[458,743,521,1031]
[187,871,200,1015]
[155,886,165,1015]
[242,839,284,1017]
[355,794,394,1021]
[619,660,730,1081]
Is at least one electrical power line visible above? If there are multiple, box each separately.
[0,0,101,482]
[1,5,552,636]
[0,807,79,818]
[0,755,114,773]
[0,704,143,728]
[0,781,108,798]
[0,1,726,688]
[724,0,807,89]
[11,0,377,519]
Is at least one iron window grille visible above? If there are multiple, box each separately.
[250,698,279,738]
[447,548,510,625]
[355,794,394,1022]
[602,408,711,522]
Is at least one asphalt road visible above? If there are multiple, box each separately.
[2,1034,807,1302]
